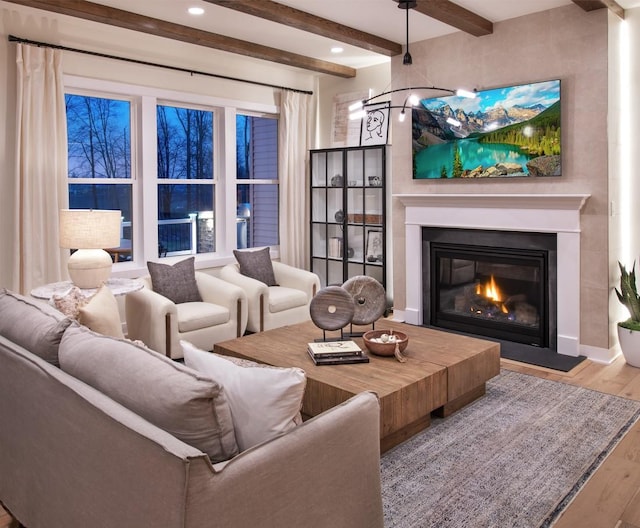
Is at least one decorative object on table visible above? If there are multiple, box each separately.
[309,285,355,341]
[342,275,387,336]
[59,209,121,289]
[363,329,408,363]
[330,174,343,187]
[615,260,640,367]
[367,175,382,187]
[307,340,362,358]
[334,209,344,223]
[365,229,383,262]
[307,347,370,366]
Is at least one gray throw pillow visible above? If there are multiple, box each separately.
[59,324,239,462]
[0,289,72,366]
[233,247,277,286]
[147,257,202,304]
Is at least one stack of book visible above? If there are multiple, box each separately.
[307,340,369,366]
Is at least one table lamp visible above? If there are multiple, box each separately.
[59,209,121,289]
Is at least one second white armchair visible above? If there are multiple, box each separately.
[221,258,320,333]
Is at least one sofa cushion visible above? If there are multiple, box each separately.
[268,286,308,313]
[78,283,125,339]
[233,247,277,286]
[59,324,238,462]
[177,302,229,333]
[147,257,202,304]
[0,289,71,366]
[182,340,306,451]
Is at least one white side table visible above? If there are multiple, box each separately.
[31,278,143,300]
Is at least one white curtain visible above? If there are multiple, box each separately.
[278,90,315,268]
[13,44,68,294]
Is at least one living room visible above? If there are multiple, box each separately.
[2,1,640,526]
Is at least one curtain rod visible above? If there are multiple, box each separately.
[8,35,313,96]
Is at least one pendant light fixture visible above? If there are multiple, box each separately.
[347,0,477,123]
[396,0,417,65]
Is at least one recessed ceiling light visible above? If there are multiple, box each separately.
[331,46,344,54]
[188,6,205,15]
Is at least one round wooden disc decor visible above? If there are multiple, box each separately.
[342,276,386,325]
[309,286,355,331]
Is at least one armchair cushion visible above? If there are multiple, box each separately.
[233,247,277,286]
[177,302,229,333]
[59,324,239,463]
[182,340,306,452]
[269,286,308,313]
[147,256,202,304]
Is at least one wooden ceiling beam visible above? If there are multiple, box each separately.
[414,0,493,37]
[4,0,357,77]
[204,0,403,57]
[572,0,625,19]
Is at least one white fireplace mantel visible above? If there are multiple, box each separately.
[393,193,590,358]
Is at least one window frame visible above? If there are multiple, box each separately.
[235,110,280,249]
[64,75,280,277]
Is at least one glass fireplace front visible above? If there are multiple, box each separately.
[423,228,557,349]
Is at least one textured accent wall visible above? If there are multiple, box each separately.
[391,5,610,351]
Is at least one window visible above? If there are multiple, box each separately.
[65,78,280,271]
[65,93,132,260]
[157,104,214,257]
[236,114,279,249]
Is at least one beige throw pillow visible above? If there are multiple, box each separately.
[182,340,306,451]
[78,283,124,339]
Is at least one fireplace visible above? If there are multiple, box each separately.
[394,194,597,366]
[423,228,556,353]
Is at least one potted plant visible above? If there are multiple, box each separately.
[615,261,640,367]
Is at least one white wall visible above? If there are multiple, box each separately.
[608,7,640,331]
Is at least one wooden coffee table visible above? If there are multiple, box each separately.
[214,320,500,452]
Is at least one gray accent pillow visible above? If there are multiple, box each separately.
[233,247,277,286]
[58,324,239,462]
[147,256,202,304]
[0,289,72,366]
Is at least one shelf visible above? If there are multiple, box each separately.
[310,145,387,290]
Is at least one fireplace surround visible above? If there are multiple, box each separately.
[394,194,590,360]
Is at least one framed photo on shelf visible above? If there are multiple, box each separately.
[360,102,390,146]
[365,229,383,262]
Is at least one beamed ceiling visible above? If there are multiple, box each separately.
[2,0,627,78]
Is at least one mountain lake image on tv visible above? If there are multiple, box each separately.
[412,79,561,179]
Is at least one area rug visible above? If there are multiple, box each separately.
[380,369,640,528]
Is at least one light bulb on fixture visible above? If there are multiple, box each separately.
[456,88,477,99]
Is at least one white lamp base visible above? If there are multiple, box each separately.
[67,249,113,289]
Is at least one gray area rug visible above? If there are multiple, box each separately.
[381,369,640,528]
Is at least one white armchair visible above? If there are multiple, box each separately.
[125,272,248,359]
[220,261,320,333]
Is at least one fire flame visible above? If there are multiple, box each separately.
[476,276,509,314]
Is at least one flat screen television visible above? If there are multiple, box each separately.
[412,79,561,179]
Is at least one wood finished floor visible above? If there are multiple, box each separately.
[1,356,640,528]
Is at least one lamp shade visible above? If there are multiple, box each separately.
[59,209,122,289]
[59,209,121,249]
